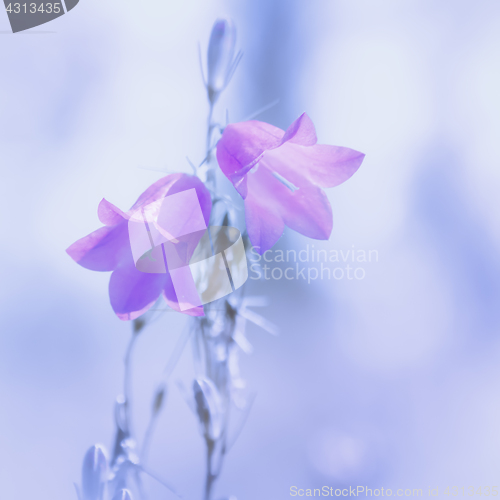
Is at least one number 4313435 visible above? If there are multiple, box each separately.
[6,3,61,14]
[444,487,499,496]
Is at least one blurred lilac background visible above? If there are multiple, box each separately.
[1,0,500,498]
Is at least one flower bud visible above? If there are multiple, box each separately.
[132,317,146,334]
[207,18,237,103]
[112,489,133,500]
[193,378,223,441]
[81,445,108,500]
[153,384,167,415]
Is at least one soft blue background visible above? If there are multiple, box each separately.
[1,0,500,498]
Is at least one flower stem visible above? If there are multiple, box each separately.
[204,439,215,500]
[205,103,216,193]
[207,103,214,154]
[123,327,140,434]
[142,326,192,462]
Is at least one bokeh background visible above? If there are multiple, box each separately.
[1,0,500,498]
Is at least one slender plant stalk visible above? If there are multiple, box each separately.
[75,18,276,500]
[123,328,140,434]
[204,439,215,500]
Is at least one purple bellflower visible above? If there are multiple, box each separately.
[216,113,365,253]
[67,174,211,320]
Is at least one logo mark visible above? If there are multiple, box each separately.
[3,0,79,33]
[128,188,248,311]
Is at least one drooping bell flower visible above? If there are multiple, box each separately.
[216,113,365,253]
[66,174,211,320]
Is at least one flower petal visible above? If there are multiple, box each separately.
[157,176,212,228]
[98,198,127,226]
[129,173,211,221]
[310,144,364,187]
[162,272,205,317]
[129,175,181,212]
[278,142,365,188]
[109,257,166,321]
[216,120,283,197]
[66,223,129,272]
[129,174,212,231]
[245,161,332,253]
[244,168,285,253]
[280,112,317,146]
[278,184,333,241]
